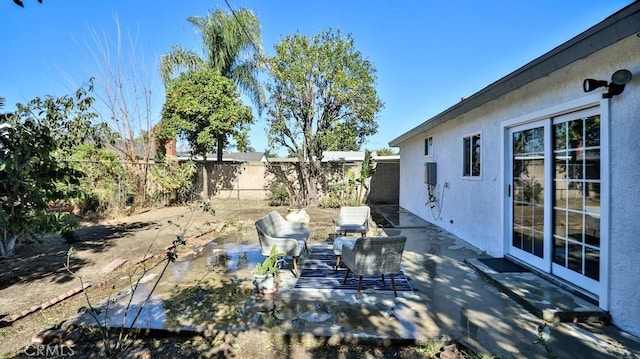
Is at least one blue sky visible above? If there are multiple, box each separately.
[1,0,633,153]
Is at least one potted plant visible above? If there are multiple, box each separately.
[253,245,281,294]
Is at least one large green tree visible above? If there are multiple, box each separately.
[0,82,106,257]
[160,7,265,159]
[266,29,383,206]
[160,69,252,199]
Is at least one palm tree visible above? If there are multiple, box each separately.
[160,7,265,162]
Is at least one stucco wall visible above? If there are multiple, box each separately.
[397,34,640,336]
[191,160,399,204]
[192,162,269,200]
[368,160,399,204]
[400,107,506,256]
[605,36,640,336]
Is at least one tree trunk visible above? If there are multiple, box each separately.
[216,135,224,162]
[299,160,320,206]
[363,177,372,203]
[0,235,17,258]
[307,174,318,206]
[202,163,209,200]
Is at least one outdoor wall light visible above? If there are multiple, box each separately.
[583,69,633,98]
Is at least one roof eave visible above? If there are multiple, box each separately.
[389,2,640,147]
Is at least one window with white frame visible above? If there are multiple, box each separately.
[463,133,481,177]
[424,137,433,156]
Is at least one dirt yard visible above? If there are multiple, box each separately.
[0,200,453,358]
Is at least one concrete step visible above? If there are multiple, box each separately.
[466,258,608,323]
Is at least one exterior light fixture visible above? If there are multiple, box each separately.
[583,69,633,98]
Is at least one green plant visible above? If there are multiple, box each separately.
[265,29,383,206]
[318,176,364,208]
[160,68,253,198]
[225,217,236,227]
[253,245,281,276]
[533,321,556,359]
[54,212,79,243]
[414,340,441,355]
[149,157,197,205]
[235,222,247,233]
[74,191,101,215]
[68,144,134,216]
[64,202,215,358]
[374,148,397,156]
[268,181,290,206]
[0,80,107,258]
[356,150,376,202]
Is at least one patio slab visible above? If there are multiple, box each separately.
[64,205,640,359]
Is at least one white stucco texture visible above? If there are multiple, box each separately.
[395,33,640,336]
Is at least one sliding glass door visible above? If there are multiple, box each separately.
[508,107,602,295]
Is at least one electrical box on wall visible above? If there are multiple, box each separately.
[424,162,437,185]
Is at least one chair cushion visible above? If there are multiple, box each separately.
[334,224,367,233]
[260,210,309,240]
[255,211,310,258]
[274,227,310,241]
[333,236,357,255]
[334,206,370,234]
[341,235,407,277]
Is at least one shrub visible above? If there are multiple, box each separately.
[68,144,134,216]
[268,181,290,206]
[149,157,197,205]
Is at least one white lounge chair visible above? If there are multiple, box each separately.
[255,210,309,277]
[333,206,370,236]
[341,235,407,298]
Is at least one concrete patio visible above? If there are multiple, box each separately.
[67,205,640,358]
[368,205,640,358]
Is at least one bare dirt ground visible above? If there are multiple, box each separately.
[0,200,453,358]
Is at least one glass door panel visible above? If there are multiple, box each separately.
[509,123,548,269]
[552,115,601,292]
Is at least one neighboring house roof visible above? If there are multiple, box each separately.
[264,157,299,163]
[263,151,390,163]
[389,2,640,147]
[321,151,369,162]
[176,152,266,162]
[224,152,266,162]
[373,155,400,162]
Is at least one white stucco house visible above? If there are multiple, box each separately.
[389,3,640,337]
